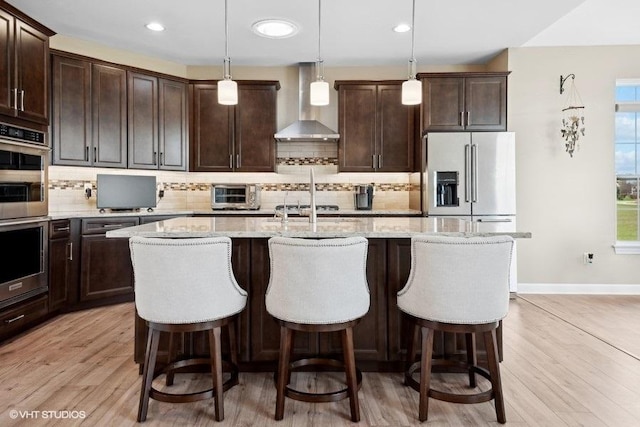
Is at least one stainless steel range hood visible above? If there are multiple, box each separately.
[274,63,339,142]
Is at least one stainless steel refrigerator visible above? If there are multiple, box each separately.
[422,132,518,292]
[422,132,516,219]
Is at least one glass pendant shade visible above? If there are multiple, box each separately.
[218,78,238,105]
[310,80,330,106]
[402,78,422,105]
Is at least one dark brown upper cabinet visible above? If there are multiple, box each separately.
[52,54,127,168]
[0,4,54,129]
[335,81,415,172]
[128,72,187,171]
[419,72,508,132]
[190,81,279,172]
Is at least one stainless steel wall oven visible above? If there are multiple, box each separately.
[0,123,49,309]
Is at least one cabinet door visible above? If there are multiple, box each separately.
[80,235,134,301]
[190,83,233,172]
[377,84,414,172]
[464,76,507,131]
[338,84,377,172]
[234,84,276,172]
[49,237,71,311]
[158,78,187,171]
[92,64,127,168]
[127,72,158,169]
[14,19,49,124]
[0,10,14,117]
[422,77,465,131]
[52,55,91,166]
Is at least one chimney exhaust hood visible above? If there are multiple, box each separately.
[274,63,339,142]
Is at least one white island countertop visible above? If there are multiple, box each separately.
[105,216,531,239]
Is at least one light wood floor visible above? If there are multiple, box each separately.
[1,295,640,426]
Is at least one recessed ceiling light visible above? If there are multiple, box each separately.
[393,23,411,33]
[145,22,165,32]
[252,19,298,39]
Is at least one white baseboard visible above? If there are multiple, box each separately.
[517,283,640,295]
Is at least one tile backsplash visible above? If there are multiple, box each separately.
[48,141,421,214]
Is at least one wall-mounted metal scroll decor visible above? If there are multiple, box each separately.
[560,74,585,157]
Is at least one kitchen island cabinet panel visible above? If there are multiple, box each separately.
[320,238,387,361]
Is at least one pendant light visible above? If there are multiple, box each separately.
[310,0,329,106]
[401,0,421,105]
[218,0,238,105]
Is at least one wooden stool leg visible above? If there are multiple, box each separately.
[342,326,360,422]
[209,327,224,421]
[419,326,435,422]
[228,320,238,367]
[138,328,161,422]
[166,332,175,386]
[465,332,477,388]
[275,325,293,420]
[405,323,420,386]
[483,329,506,424]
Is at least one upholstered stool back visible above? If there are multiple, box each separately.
[130,236,247,324]
[129,236,247,422]
[265,236,370,422]
[397,234,514,424]
[398,235,513,324]
[266,236,370,324]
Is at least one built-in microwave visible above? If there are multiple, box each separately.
[0,139,48,220]
[211,184,261,210]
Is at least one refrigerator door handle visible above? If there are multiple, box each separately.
[471,144,478,202]
[464,144,471,202]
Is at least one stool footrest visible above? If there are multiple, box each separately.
[405,360,495,404]
[277,357,363,403]
[149,358,239,404]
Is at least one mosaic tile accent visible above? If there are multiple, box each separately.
[277,157,338,166]
[49,180,417,192]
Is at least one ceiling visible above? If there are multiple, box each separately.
[6,0,640,67]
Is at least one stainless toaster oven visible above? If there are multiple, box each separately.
[211,184,261,210]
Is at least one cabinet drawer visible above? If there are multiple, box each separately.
[0,295,48,341]
[50,219,71,238]
[81,217,140,235]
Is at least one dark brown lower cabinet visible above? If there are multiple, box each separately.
[79,217,138,304]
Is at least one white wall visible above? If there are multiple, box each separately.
[507,45,640,287]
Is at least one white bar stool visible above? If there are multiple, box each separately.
[266,236,370,422]
[129,236,247,422]
[397,235,514,423]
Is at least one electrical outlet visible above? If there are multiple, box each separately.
[84,183,92,199]
[157,183,164,199]
[583,252,594,264]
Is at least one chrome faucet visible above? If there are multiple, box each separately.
[299,168,317,223]
[309,168,317,223]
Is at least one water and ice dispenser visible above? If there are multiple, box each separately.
[435,171,459,207]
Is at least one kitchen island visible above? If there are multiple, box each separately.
[107,216,530,371]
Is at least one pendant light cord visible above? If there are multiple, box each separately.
[410,0,416,62]
[316,0,324,80]
[224,0,229,59]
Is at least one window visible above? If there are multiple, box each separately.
[615,80,640,253]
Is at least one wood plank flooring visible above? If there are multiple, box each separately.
[1,295,640,426]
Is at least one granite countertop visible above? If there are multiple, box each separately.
[48,209,422,220]
[105,216,531,239]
